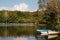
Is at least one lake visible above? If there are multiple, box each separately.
[0,23,60,40]
[0,23,36,26]
[0,36,37,40]
[0,35,60,40]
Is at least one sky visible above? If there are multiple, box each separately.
[0,0,38,11]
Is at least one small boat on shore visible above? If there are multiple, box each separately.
[48,35,58,39]
[36,29,60,39]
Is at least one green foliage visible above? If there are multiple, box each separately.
[44,7,57,30]
[0,11,6,23]
[0,10,45,23]
[56,24,60,30]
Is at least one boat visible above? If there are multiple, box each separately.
[48,35,58,39]
[36,29,59,39]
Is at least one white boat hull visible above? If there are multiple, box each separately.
[48,35,58,39]
[41,31,59,34]
[36,29,60,39]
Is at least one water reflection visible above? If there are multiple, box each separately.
[14,36,36,40]
[0,36,37,40]
[0,37,14,40]
[0,36,60,40]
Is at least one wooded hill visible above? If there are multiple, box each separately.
[0,10,45,23]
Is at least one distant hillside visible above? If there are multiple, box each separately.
[0,10,45,23]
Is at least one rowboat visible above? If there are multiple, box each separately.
[36,29,59,39]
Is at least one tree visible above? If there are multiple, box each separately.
[44,0,60,30]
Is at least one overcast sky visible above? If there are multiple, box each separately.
[0,0,38,11]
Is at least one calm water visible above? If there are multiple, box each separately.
[0,23,36,26]
[0,36,60,40]
[0,23,60,40]
[0,36,37,40]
